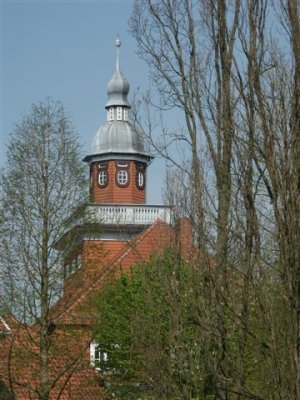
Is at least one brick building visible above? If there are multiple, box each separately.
[0,39,193,399]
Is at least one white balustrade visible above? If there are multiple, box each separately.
[84,204,173,226]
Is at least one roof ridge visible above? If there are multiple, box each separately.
[54,219,169,322]
[0,315,12,332]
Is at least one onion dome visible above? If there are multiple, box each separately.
[83,37,152,164]
[106,37,130,108]
[91,121,145,155]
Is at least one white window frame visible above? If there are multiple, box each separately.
[116,107,122,120]
[123,108,128,121]
[108,108,114,121]
[137,171,144,188]
[98,170,107,187]
[117,161,128,168]
[90,340,108,370]
[117,170,128,185]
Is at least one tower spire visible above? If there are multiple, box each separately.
[116,35,121,72]
[106,35,130,109]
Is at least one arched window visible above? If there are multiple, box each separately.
[98,170,108,187]
[116,161,130,187]
[117,169,128,185]
[137,171,144,189]
[97,162,108,188]
[136,162,145,190]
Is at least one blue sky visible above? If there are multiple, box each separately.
[1,0,165,203]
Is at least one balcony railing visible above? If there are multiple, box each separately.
[68,204,174,229]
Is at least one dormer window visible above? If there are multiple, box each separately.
[64,253,82,279]
[117,107,122,120]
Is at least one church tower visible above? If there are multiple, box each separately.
[84,38,152,205]
[58,38,172,280]
[0,39,190,400]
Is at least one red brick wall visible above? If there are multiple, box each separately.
[90,160,146,204]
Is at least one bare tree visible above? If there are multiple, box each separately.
[130,1,241,398]
[0,100,86,400]
[129,0,299,399]
[246,0,300,397]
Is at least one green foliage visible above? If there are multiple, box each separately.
[0,379,15,400]
[94,248,291,400]
[94,251,215,399]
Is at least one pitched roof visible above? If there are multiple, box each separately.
[0,316,12,334]
[0,322,104,399]
[0,314,22,335]
[52,218,174,325]
[0,218,195,399]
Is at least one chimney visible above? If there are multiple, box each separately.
[176,217,193,259]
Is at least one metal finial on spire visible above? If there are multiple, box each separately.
[106,35,130,109]
[116,35,121,71]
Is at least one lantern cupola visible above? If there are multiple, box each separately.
[83,37,153,204]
